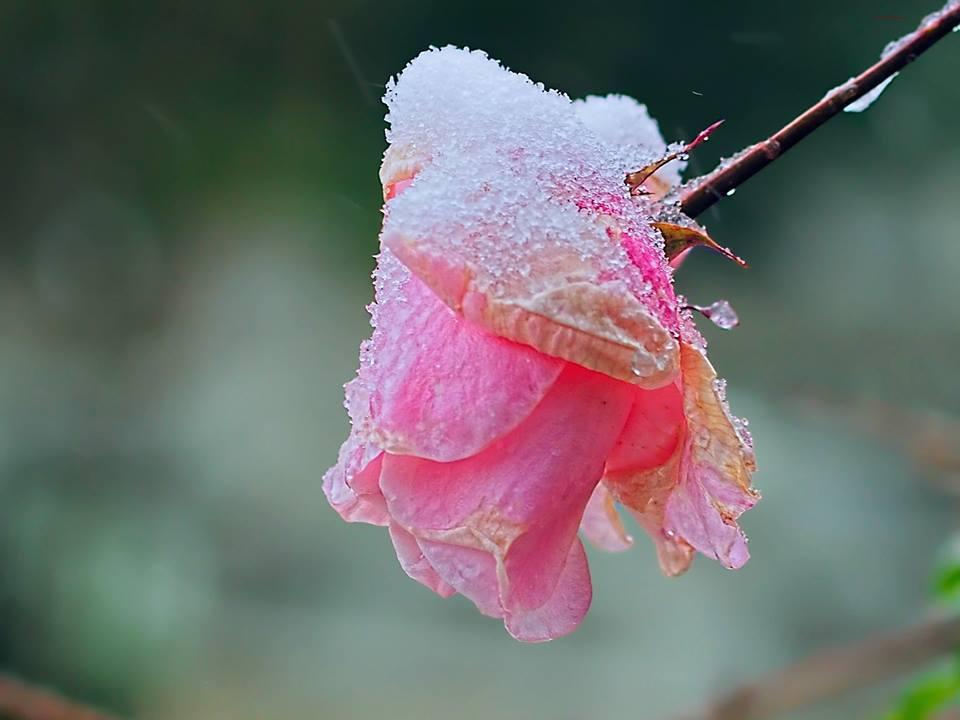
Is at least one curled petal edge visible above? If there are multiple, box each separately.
[383,235,679,389]
[604,342,758,574]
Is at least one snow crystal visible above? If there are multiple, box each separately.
[844,73,899,113]
[573,94,686,186]
[843,1,960,113]
[380,46,681,332]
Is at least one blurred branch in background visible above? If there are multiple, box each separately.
[680,0,960,218]
[671,615,960,720]
[797,392,960,495]
[0,674,121,720]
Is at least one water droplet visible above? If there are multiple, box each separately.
[703,299,739,329]
[684,299,740,330]
[631,348,656,377]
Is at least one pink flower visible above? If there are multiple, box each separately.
[324,47,758,641]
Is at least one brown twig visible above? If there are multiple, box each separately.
[0,674,122,720]
[680,1,960,218]
[671,614,960,720]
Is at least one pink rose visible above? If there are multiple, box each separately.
[324,47,758,641]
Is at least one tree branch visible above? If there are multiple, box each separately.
[680,1,960,219]
[0,674,123,720]
[671,614,960,720]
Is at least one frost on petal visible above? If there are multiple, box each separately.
[603,345,757,573]
[380,47,682,388]
[357,249,563,462]
[663,344,758,569]
[379,362,634,640]
[580,483,633,552]
[322,432,389,526]
[602,383,693,575]
[574,94,685,191]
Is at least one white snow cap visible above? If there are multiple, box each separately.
[379,45,685,360]
[573,94,685,186]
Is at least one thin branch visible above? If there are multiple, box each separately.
[671,614,960,720]
[0,674,123,720]
[680,1,960,219]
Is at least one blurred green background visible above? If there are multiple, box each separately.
[2,2,959,718]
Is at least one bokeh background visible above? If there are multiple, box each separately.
[2,2,959,718]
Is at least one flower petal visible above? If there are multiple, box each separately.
[504,538,592,642]
[383,205,679,389]
[662,464,750,570]
[663,344,758,569]
[417,539,506,618]
[580,483,633,553]
[603,344,757,573]
[388,523,456,598]
[322,432,389,526]
[379,362,634,638]
[418,529,594,642]
[605,382,684,474]
[379,47,683,387]
[350,249,563,462]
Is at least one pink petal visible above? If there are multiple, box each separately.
[352,249,563,462]
[417,534,594,642]
[504,539,592,642]
[605,382,684,474]
[602,344,758,574]
[379,362,634,639]
[379,48,683,387]
[580,484,633,553]
[384,237,680,389]
[322,432,389,526]
[388,523,456,598]
[663,465,751,570]
[661,344,759,569]
[628,504,695,577]
[417,539,503,618]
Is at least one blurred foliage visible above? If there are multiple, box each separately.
[935,540,960,604]
[1,2,959,719]
[882,545,960,720]
[885,659,960,720]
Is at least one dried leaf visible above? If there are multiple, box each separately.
[651,221,749,268]
[625,119,724,194]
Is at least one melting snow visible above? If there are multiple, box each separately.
[381,46,684,331]
[844,73,899,113]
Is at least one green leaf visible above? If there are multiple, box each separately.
[933,535,960,605]
[885,667,960,720]
[936,563,960,602]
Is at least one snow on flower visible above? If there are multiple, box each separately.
[323,46,758,641]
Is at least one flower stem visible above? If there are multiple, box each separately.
[680,1,960,219]
[671,614,960,720]
[0,674,122,720]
